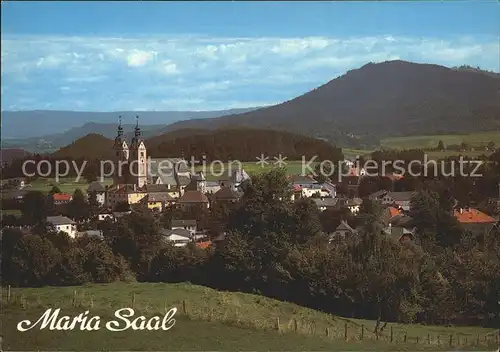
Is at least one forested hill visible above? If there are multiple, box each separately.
[160,60,500,147]
[51,128,343,161]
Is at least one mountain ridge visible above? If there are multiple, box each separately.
[159,60,500,147]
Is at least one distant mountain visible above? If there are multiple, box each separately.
[1,107,259,139]
[50,128,342,162]
[159,60,500,147]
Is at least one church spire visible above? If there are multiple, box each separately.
[134,115,141,138]
[117,115,124,138]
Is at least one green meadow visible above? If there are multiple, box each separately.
[2,283,498,351]
[380,132,500,150]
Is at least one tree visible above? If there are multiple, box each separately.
[437,140,445,151]
[49,185,62,195]
[10,234,62,286]
[67,189,89,221]
[21,191,48,225]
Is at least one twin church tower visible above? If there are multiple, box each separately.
[113,116,148,188]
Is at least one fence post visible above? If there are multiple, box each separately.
[390,326,393,343]
[72,290,77,307]
[361,324,364,340]
[416,336,419,344]
[182,300,187,315]
[476,333,479,346]
[344,322,348,341]
[449,334,453,347]
[293,318,298,332]
[404,333,407,343]
[90,295,94,308]
[438,335,441,346]
[325,327,329,337]
[497,329,500,346]
[7,285,11,303]
[132,293,136,309]
[275,317,280,333]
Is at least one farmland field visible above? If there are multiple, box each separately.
[2,283,498,351]
[25,177,113,194]
[381,132,500,150]
[195,160,312,181]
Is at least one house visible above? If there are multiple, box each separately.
[106,184,147,208]
[370,191,415,211]
[87,181,106,206]
[171,219,197,235]
[344,197,362,214]
[176,190,209,210]
[329,220,357,241]
[185,171,207,193]
[52,192,73,205]
[453,208,497,236]
[97,209,131,221]
[46,216,77,238]
[140,184,175,211]
[385,214,415,243]
[289,174,317,189]
[212,186,240,203]
[148,158,190,188]
[205,181,222,195]
[313,197,339,211]
[98,209,114,221]
[160,228,193,247]
[143,192,175,211]
[0,177,26,189]
[218,166,250,190]
[388,225,415,243]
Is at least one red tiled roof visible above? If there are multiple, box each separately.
[386,174,404,181]
[293,185,302,191]
[52,193,72,201]
[388,206,402,218]
[196,241,212,249]
[453,208,496,224]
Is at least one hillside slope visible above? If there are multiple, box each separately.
[162,60,500,147]
[3,283,495,351]
[51,128,342,161]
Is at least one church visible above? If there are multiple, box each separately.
[105,116,193,209]
[102,116,250,211]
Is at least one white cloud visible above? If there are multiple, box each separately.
[126,49,155,67]
[1,34,498,111]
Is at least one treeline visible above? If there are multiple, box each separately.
[148,128,343,161]
[45,128,344,162]
[1,169,499,328]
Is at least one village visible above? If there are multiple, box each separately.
[2,120,497,250]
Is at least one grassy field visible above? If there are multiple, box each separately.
[195,160,311,181]
[2,283,498,351]
[381,132,500,150]
[25,177,113,194]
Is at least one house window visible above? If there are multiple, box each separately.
[141,152,145,157]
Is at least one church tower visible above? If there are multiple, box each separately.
[129,115,148,188]
[113,116,129,185]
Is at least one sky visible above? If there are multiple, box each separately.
[1,1,499,112]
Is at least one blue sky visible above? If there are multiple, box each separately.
[1,1,499,111]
